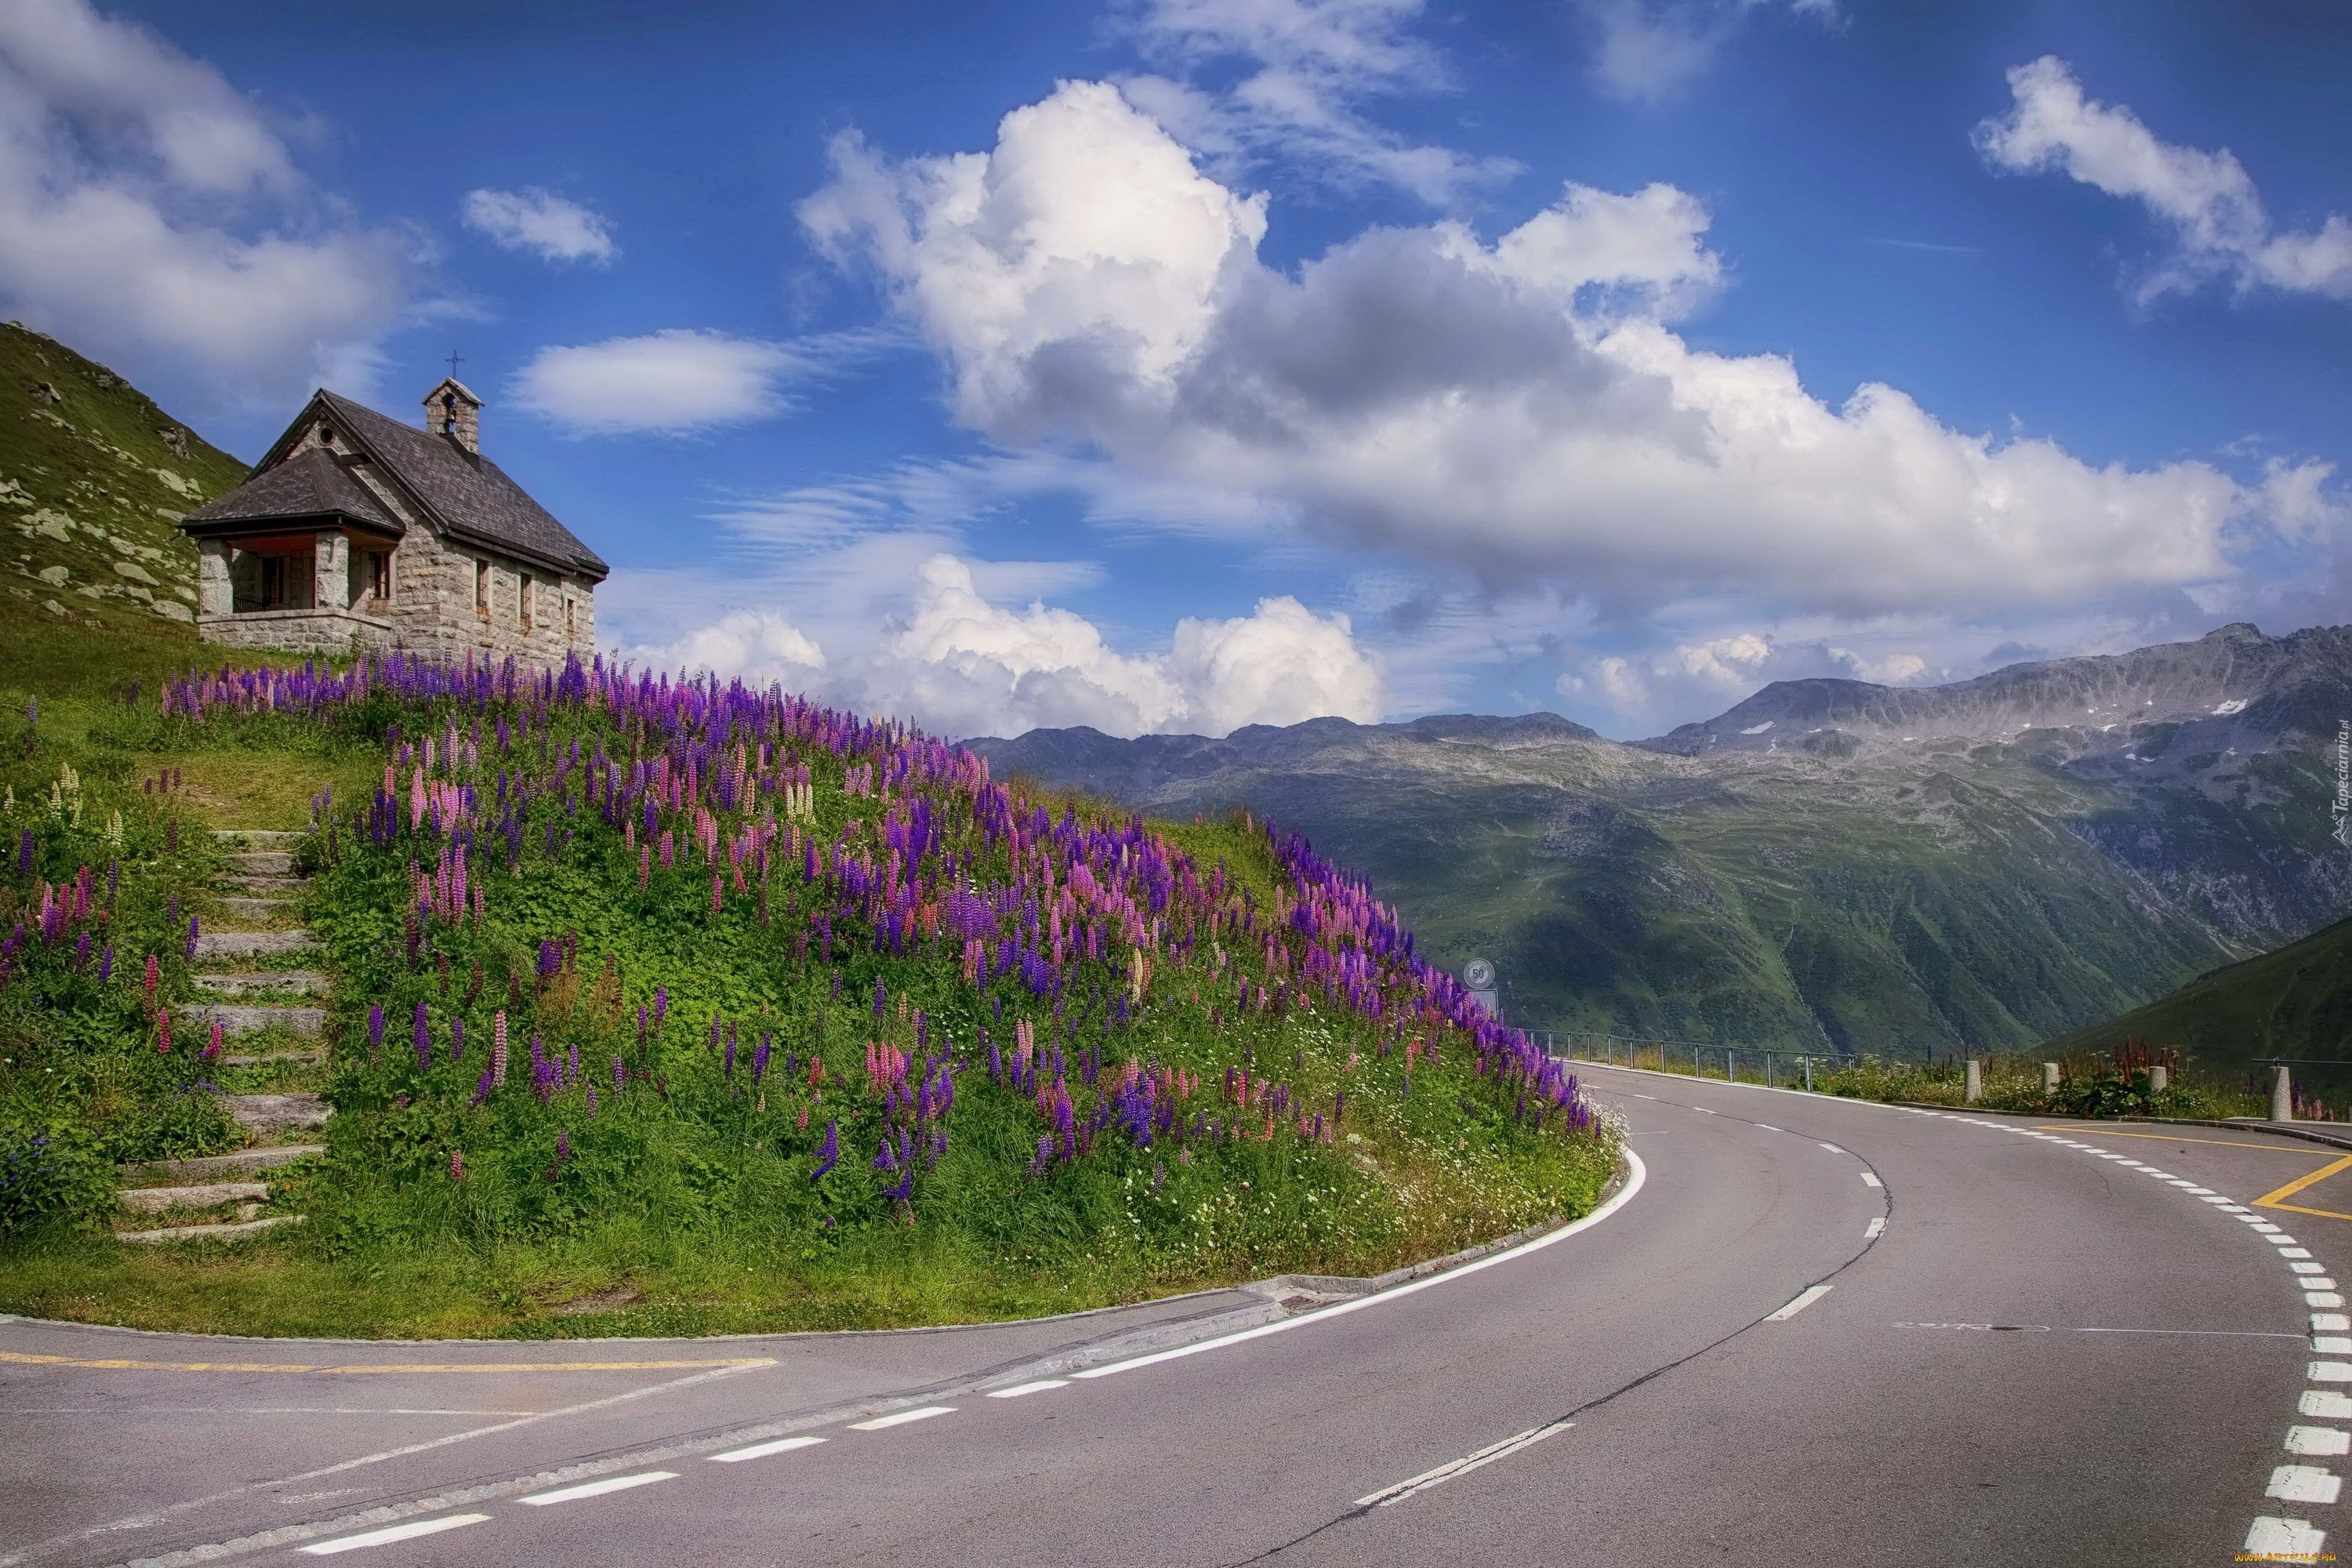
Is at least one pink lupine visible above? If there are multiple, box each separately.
[156,1009,171,1054]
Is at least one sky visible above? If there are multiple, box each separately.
[4,0,2348,740]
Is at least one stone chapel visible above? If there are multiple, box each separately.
[179,378,607,664]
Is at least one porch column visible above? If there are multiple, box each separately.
[314,532,349,612]
[197,539,233,616]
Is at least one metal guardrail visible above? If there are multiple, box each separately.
[1527,1029,1863,1091]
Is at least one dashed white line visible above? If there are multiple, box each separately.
[299,1515,491,1555]
[2292,1426,2352,1457]
[1755,1124,1782,1132]
[987,1380,1070,1399]
[1860,1173,1883,1189]
[517,1471,677,1506]
[848,1406,956,1430]
[2247,1516,2327,1563]
[2268,1465,2343,1504]
[2305,1392,2352,1420]
[1864,1217,1886,1240]
[709,1436,826,1463]
[1353,1420,1575,1508]
[1765,1285,1833,1322]
[1818,1142,1844,1153]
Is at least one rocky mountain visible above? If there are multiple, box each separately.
[969,625,2350,1061]
[1,321,244,640]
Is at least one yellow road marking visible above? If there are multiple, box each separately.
[2253,1153,2352,1223]
[0,1351,775,1375]
[2029,1125,2321,1152]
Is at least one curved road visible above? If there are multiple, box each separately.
[4,1069,2347,1567]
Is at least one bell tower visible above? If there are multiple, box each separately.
[424,376,482,455]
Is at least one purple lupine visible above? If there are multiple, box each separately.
[536,938,559,978]
[367,1004,386,1056]
[810,1120,839,1181]
[14,830,31,877]
[413,1000,431,1069]
[450,1017,464,1062]
[568,1039,580,1085]
[97,944,112,982]
[586,1085,598,1118]
[613,1053,626,1093]
[472,1068,493,1105]
[652,985,667,1028]
[753,1033,771,1083]
[184,915,199,960]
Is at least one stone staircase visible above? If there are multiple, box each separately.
[117,829,328,1244]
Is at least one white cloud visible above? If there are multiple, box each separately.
[804,78,2318,622]
[0,0,414,405]
[510,328,810,435]
[618,553,1381,739]
[1976,56,2352,304]
[1560,628,1933,725]
[1121,0,1515,205]
[461,187,617,265]
[1573,0,1836,103]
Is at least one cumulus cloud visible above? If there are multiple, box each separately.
[1559,629,1932,724]
[1573,0,1837,103]
[804,78,2317,620]
[619,554,1381,739]
[510,328,814,435]
[1976,56,2352,304]
[0,0,414,405]
[461,187,617,264]
[1120,0,1516,205]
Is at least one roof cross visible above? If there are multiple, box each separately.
[445,349,464,379]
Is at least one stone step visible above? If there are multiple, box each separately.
[223,875,305,894]
[214,829,306,846]
[224,850,295,875]
[217,896,297,922]
[195,930,314,960]
[121,1145,323,1182]
[220,1048,325,1068]
[118,1214,300,1245]
[218,1093,329,1133]
[194,971,327,996]
[119,1181,270,1213]
[198,1003,325,1036]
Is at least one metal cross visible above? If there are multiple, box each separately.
[445,350,465,379]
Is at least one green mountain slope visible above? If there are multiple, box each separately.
[970,632,2349,1057]
[0,322,246,682]
[2047,913,2352,1087]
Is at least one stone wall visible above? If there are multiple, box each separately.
[196,607,391,655]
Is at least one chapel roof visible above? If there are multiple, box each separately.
[182,446,401,536]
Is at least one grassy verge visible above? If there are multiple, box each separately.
[2,655,1619,1338]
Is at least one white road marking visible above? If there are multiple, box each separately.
[1354,1420,1574,1508]
[2246,1515,2328,1563]
[2268,1465,2343,1504]
[1864,1218,1886,1239]
[2310,1362,2352,1383]
[2315,1338,2352,1354]
[2306,1392,2352,1419]
[2255,1222,2284,1233]
[1633,1094,1657,1100]
[2288,1427,2352,1457]
[299,1515,491,1555]
[2308,1278,2339,1290]
[2282,1248,2317,1260]
[1860,1173,1882,1189]
[1755,1124,1782,1132]
[2314,1315,2351,1333]
[517,1471,677,1505]
[848,1406,955,1430]
[1074,1151,1648,1382]
[1818,1142,1844,1153]
[987,1380,1070,1399]
[709,1436,826,1463]
[2295,1262,2328,1275]
[1766,1285,1833,1322]
[2310,1294,2347,1309]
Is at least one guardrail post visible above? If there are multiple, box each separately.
[2147,1064,2167,1094]
[1766,1053,1775,1089]
[2042,1061,2060,1093]
[1802,1055,1813,1091]
[2275,1064,2295,1123]
[1965,1058,1982,1103]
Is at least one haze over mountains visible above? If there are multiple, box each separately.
[970,624,2350,1062]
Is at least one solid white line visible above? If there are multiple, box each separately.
[986,1380,1069,1399]
[1353,1420,1574,1508]
[1766,1285,1833,1322]
[708,1436,826,1463]
[1860,1173,1882,1189]
[848,1406,955,1430]
[1864,1217,1886,1240]
[1073,1150,1649,1382]
[517,1471,676,1506]
[299,1515,490,1554]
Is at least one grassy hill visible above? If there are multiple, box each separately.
[2047,913,2352,1096]
[0,321,249,692]
[0,655,1617,1338]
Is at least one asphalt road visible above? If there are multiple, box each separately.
[5,1070,2347,1568]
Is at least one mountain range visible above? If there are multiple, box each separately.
[969,623,2351,1063]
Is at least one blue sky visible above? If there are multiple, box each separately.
[7,0,2348,738]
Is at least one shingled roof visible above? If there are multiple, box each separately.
[182,388,608,582]
[183,447,401,536]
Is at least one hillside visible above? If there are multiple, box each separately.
[2047,913,2352,1090]
[0,655,1615,1338]
[969,626,2348,1058]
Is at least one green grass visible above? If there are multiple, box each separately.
[0,665,1618,1338]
